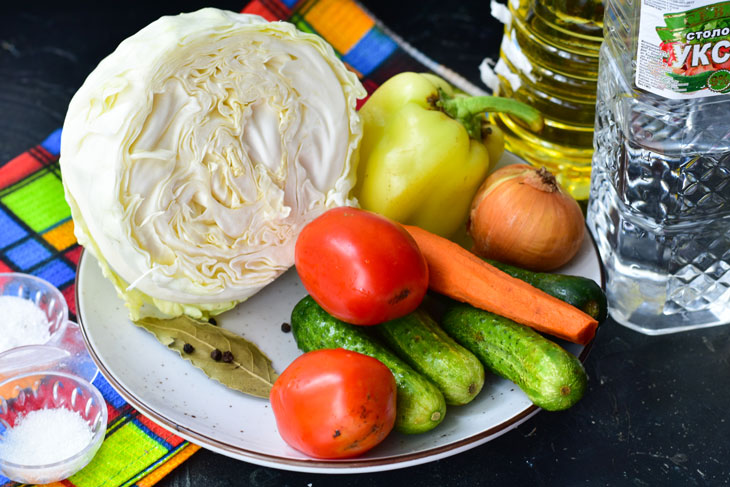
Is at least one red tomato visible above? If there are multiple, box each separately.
[295,207,428,325]
[269,348,397,459]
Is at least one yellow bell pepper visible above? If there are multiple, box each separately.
[353,72,542,238]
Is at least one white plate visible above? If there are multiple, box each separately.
[76,193,603,473]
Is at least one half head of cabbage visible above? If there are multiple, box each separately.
[61,9,366,319]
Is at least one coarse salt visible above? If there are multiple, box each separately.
[0,408,93,465]
[0,295,51,353]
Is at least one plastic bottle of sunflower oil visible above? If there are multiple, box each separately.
[587,0,730,333]
[482,0,604,200]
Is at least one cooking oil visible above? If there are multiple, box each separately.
[485,0,604,200]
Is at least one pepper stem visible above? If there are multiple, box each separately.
[436,89,544,140]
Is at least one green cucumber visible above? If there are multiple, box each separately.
[441,303,587,411]
[485,259,607,322]
[376,309,484,406]
[291,296,446,434]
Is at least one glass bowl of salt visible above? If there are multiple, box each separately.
[0,273,69,354]
[0,371,107,483]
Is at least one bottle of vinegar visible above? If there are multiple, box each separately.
[588,0,730,333]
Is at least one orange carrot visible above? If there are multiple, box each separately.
[404,225,598,345]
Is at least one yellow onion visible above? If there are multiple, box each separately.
[468,164,584,271]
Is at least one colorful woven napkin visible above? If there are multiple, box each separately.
[243,0,483,96]
[0,1,476,485]
[0,129,200,487]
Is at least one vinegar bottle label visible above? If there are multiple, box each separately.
[636,0,730,98]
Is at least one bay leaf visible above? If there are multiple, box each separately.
[134,315,278,399]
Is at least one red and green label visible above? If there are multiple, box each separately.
[655,1,730,94]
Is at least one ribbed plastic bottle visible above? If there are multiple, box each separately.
[484,0,604,200]
[588,0,730,333]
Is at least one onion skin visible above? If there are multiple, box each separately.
[468,164,585,271]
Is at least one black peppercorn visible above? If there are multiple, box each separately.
[281,322,291,333]
[210,349,222,361]
[182,343,194,354]
[208,317,218,326]
[222,351,234,363]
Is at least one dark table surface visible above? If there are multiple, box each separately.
[2,1,729,485]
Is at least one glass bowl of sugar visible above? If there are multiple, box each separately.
[0,371,107,483]
[0,273,69,354]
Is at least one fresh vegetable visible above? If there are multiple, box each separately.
[352,72,542,238]
[441,303,587,411]
[485,259,607,323]
[60,9,366,320]
[376,309,484,406]
[270,348,396,459]
[291,296,446,434]
[482,123,506,168]
[404,225,598,345]
[468,164,585,271]
[135,315,277,399]
[295,207,428,326]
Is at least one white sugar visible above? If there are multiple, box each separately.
[0,408,93,465]
[0,295,51,353]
